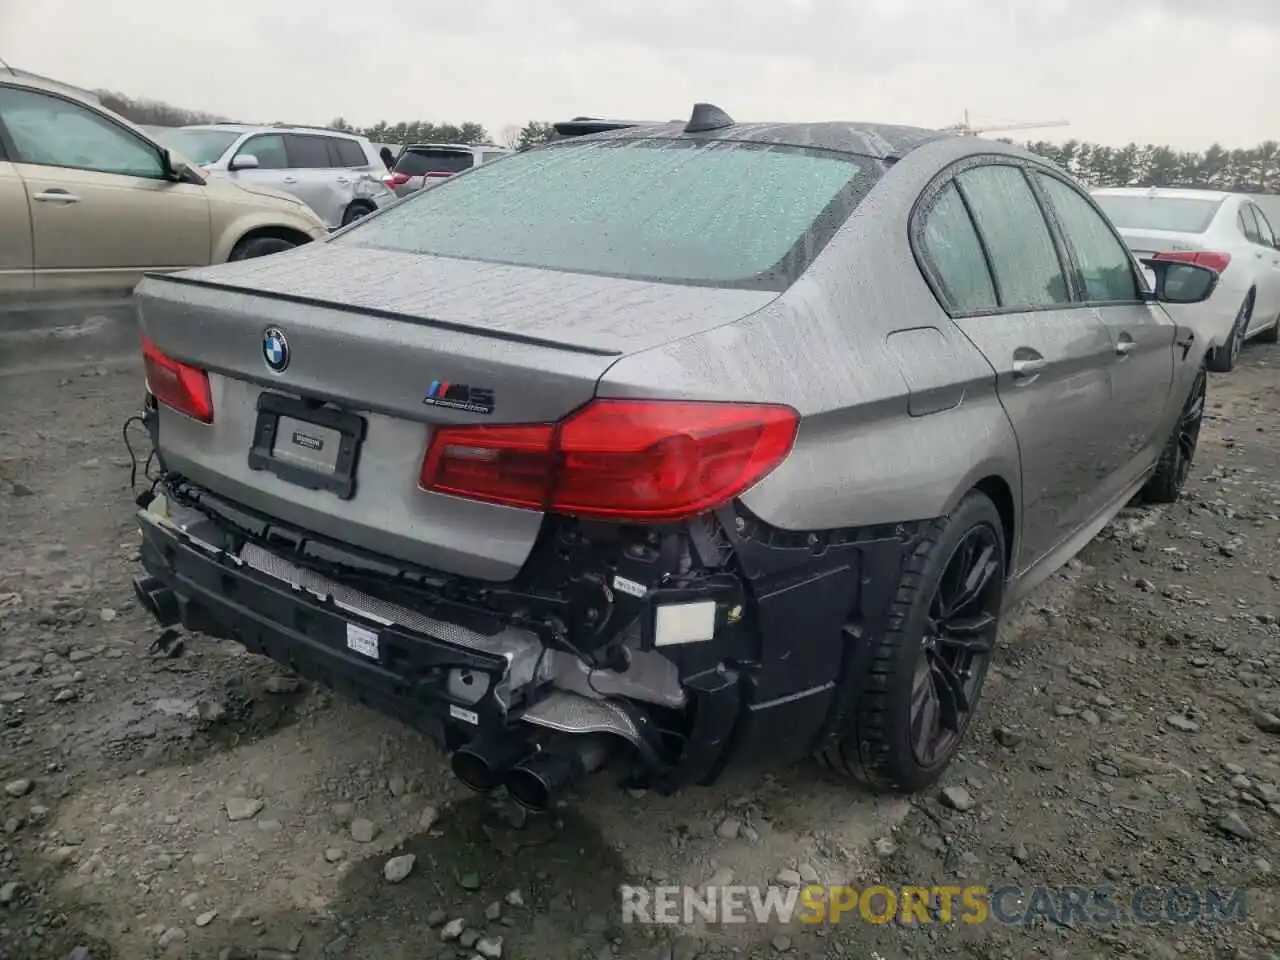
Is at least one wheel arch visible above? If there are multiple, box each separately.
[224,225,316,260]
[943,464,1020,574]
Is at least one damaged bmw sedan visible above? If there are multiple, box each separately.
[128,103,1218,811]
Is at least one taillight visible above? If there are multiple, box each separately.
[383,172,411,188]
[419,399,799,522]
[141,336,213,423]
[1153,250,1232,274]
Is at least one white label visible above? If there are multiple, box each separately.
[345,622,380,659]
[654,601,717,647]
[613,575,648,599]
[449,704,480,725]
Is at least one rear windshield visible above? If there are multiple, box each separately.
[394,148,474,177]
[1092,194,1224,234]
[152,129,241,166]
[339,139,879,290]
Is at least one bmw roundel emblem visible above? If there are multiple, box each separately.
[263,327,289,373]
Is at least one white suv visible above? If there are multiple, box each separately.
[383,143,512,198]
[152,123,395,229]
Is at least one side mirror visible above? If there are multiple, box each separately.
[229,154,259,171]
[1141,258,1219,305]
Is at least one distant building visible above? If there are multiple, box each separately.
[0,65,100,104]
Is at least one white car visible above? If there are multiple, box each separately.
[1091,187,1280,372]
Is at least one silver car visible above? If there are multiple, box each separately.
[152,123,395,229]
[128,103,1218,810]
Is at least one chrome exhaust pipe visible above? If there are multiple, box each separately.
[133,575,179,628]
[450,735,535,794]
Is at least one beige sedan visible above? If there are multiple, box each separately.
[0,70,327,317]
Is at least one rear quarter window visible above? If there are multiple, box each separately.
[394,149,474,177]
[332,138,368,167]
[338,139,880,291]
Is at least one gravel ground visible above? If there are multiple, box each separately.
[0,337,1277,960]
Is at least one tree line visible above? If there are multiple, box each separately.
[96,90,1278,193]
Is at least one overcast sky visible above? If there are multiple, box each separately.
[3,0,1276,150]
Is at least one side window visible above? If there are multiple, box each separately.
[1035,173,1139,303]
[480,151,508,165]
[331,138,367,167]
[919,181,998,313]
[955,165,1070,309]
[1249,205,1276,247]
[285,134,334,168]
[1238,206,1263,244]
[0,85,164,179]
[237,134,287,170]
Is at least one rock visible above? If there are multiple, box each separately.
[504,889,525,907]
[0,881,20,904]
[99,608,117,622]
[873,837,898,858]
[426,908,448,927]
[157,927,186,948]
[53,688,77,703]
[1255,712,1280,734]
[417,804,439,832]
[440,917,466,942]
[771,935,792,952]
[1012,841,1030,863]
[940,785,976,812]
[4,778,32,798]
[992,726,1023,748]
[459,871,482,890]
[774,868,802,887]
[194,910,217,927]
[1216,812,1256,841]
[797,862,820,884]
[1166,713,1200,733]
[351,818,378,843]
[387,775,407,797]
[224,797,264,822]
[0,691,25,704]
[484,900,502,921]
[263,675,301,694]
[716,816,742,840]
[476,936,504,959]
[384,854,416,883]
[459,930,480,949]
[324,848,345,863]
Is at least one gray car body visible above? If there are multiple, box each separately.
[134,121,1205,607]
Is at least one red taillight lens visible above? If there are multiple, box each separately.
[420,399,799,522]
[1153,250,1232,273]
[141,336,213,423]
[383,172,411,187]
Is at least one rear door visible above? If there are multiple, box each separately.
[1033,172,1175,498]
[281,134,347,227]
[918,161,1118,573]
[0,83,209,299]
[1242,203,1280,329]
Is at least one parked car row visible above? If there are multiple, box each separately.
[128,101,1228,811]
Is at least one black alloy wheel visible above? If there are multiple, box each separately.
[909,523,1003,767]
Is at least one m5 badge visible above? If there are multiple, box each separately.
[422,381,495,415]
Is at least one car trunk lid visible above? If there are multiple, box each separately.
[137,243,778,581]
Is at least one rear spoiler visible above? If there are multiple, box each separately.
[550,117,662,140]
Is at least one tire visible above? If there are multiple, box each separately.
[820,490,1006,793]
[1141,366,1206,504]
[341,202,374,226]
[1258,316,1279,345]
[229,236,297,261]
[1206,294,1253,373]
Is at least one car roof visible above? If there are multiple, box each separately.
[552,108,953,162]
[0,66,102,104]
[402,142,509,152]
[179,123,369,140]
[1091,186,1240,202]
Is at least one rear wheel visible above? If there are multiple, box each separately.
[1206,294,1253,373]
[341,201,375,226]
[821,490,1005,793]
[229,236,297,261]
[1258,315,1279,345]
[1141,367,1206,504]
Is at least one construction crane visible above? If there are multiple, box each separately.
[943,109,1070,137]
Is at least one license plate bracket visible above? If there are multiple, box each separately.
[248,392,365,500]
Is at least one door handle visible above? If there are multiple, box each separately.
[1115,338,1136,356]
[33,190,80,203]
[335,176,351,184]
[281,176,298,184]
[1011,357,1046,377]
